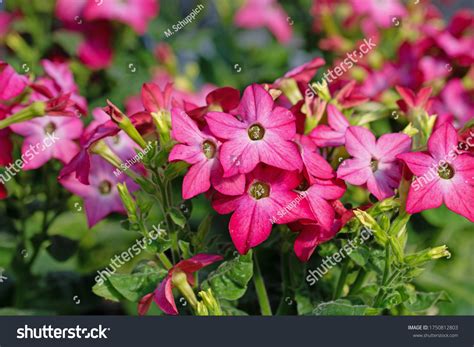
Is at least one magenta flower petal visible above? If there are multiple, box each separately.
[344,126,377,160]
[229,198,272,254]
[138,293,154,316]
[154,275,178,316]
[0,61,28,101]
[406,179,443,214]
[397,152,435,176]
[310,125,346,147]
[337,158,372,185]
[259,134,303,171]
[171,108,206,144]
[174,254,224,274]
[182,159,213,200]
[239,84,274,123]
[293,224,339,262]
[211,165,246,196]
[375,133,412,159]
[427,122,459,160]
[219,137,259,176]
[205,112,248,139]
[443,178,474,222]
[169,144,203,165]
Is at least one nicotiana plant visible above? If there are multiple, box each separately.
[0,0,472,316]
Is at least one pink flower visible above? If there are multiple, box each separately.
[139,254,223,316]
[309,104,349,147]
[234,0,292,43]
[0,182,6,200]
[60,156,138,227]
[395,85,433,115]
[84,0,159,35]
[169,108,245,199]
[397,123,474,222]
[87,108,142,164]
[438,79,474,126]
[77,23,114,70]
[0,61,28,101]
[59,111,154,185]
[276,57,325,86]
[0,107,13,166]
[337,126,412,200]
[291,201,355,261]
[302,177,346,231]
[10,115,83,170]
[206,84,303,177]
[212,165,313,254]
[350,0,406,28]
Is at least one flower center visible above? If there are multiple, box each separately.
[44,122,56,135]
[249,181,270,200]
[112,135,121,144]
[99,180,112,195]
[296,179,309,191]
[437,164,455,180]
[370,159,378,172]
[202,140,217,159]
[248,124,265,141]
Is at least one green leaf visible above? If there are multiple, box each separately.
[220,301,249,316]
[169,208,186,229]
[202,251,253,301]
[349,246,370,267]
[312,299,381,316]
[108,262,167,302]
[404,291,452,313]
[93,262,167,303]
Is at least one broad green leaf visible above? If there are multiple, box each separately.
[107,262,167,302]
[404,291,452,313]
[220,301,249,316]
[202,251,253,301]
[312,299,381,316]
[169,208,186,229]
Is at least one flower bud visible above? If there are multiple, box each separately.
[198,289,222,316]
[105,100,148,149]
[117,183,138,223]
[404,245,451,266]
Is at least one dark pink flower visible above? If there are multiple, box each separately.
[337,126,412,200]
[139,254,223,316]
[234,0,292,43]
[10,115,83,170]
[309,104,349,147]
[0,107,13,166]
[84,0,159,34]
[0,61,28,101]
[395,85,433,115]
[206,84,303,177]
[350,0,406,28]
[0,182,6,200]
[60,156,138,227]
[77,23,114,70]
[397,123,474,222]
[212,165,313,254]
[302,178,346,231]
[169,108,245,199]
[276,57,325,86]
[438,79,474,126]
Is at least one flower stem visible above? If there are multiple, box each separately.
[253,251,272,316]
[156,253,173,270]
[334,259,350,299]
[0,101,45,129]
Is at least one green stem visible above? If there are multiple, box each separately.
[0,101,45,129]
[334,259,350,299]
[253,251,272,316]
[156,253,173,270]
[348,268,367,295]
[374,246,391,307]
